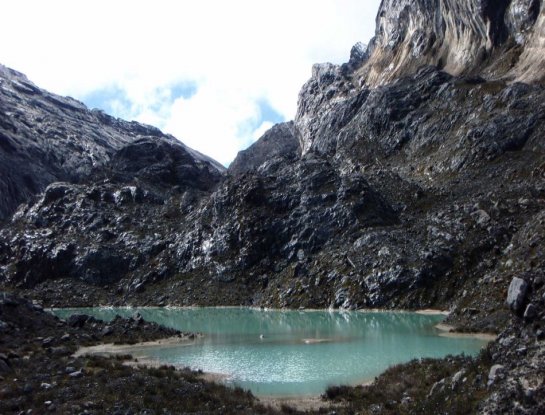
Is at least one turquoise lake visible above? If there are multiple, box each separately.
[52,308,488,396]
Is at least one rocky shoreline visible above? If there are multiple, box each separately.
[0,292,276,414]
[4,290,540,414]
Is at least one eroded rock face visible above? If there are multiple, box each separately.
[361,0,545,85]
[296,0,545,156]
[506,0,541,44]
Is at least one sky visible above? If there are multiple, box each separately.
[1,0,381,166]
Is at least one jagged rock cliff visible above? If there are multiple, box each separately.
[228,121,300,176]
[361,0,545,86]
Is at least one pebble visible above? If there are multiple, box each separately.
[42,337,54,346]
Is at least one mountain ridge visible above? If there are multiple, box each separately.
[0,63,224,222]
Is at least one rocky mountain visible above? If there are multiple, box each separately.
[0,1,545,412]
[0,64,224,222]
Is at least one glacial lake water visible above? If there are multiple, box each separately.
[52,307,488,396]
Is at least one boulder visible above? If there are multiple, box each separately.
[488,364,505,386]
[506,277,529,313]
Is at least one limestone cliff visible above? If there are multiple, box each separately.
[296,0,545,156]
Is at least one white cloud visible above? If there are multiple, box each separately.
[0,0,381,165]
[252,122,275,141]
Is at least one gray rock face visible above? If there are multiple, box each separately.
[294,0,545,155]
[506,277,529,313]
[176,154,399,283]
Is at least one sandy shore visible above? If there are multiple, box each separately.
[74,335,231,383]
[258,395,333,411]
[257,377,373,411]
[74,335,199,358]
[416,308,450,315]
[435,323,497,341]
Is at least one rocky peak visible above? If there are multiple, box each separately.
[295,0,544,156]
[341,42,370,75]
[295,61,358,156]
[228,122,299,176]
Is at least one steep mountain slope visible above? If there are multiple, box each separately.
[0,64,224,222]
[359,0,545,87]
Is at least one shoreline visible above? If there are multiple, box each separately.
[74,334,200,358]
[51,305,451,316]
[74,335,230,385]
[74,336,377,411]
[257,395,332,412]
[416,308,450,315]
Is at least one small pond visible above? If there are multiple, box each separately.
[52,307,488,396]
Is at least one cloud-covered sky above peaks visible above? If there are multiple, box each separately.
[1,0,381,165]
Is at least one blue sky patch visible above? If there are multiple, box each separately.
[236,99,286,149]
[257,99,284,126]
[81,82,198,118]
[170,82,198,101]
[82,85,131,115]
